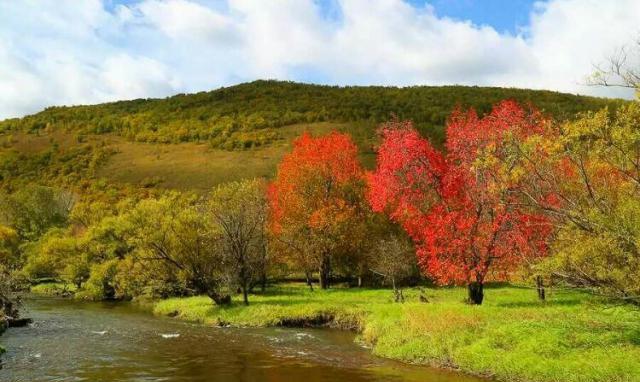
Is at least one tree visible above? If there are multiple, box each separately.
[370,234,417,302]
[368,102,552,304]
[207,179,268,305]
[268,132,366,289]
[62,254,91,289]
[0,185,73,241]
[124,194,231,305]
[22,228,78,281]
[0,264,21,321]
[0,224,19,269]
[82,259,119,300]
[80,215,132,262]
[512,102,640,303]
[589,36,640,91]
[69,200,115,229]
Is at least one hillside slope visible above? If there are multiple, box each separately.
[0,81,626,191]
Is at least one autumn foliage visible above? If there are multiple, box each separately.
[368,101,553,304]
[510,103,640,302]
[268,132,366,289]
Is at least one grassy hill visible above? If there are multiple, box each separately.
[0,80,626,192]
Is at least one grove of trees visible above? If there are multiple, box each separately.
[1,88,639,308]
[368,102,553,304]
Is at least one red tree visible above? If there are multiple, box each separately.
[268,131,366,289]
[368,101,552,304]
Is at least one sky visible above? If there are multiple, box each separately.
[1,0,639,119]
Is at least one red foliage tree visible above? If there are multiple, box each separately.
[368,101,553,304]
[268,131,366,289]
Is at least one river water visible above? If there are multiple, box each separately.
[1,297,484,382]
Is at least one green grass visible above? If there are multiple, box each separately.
[30,282,77,296]
[153,283,640,382]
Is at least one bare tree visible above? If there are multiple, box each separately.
[207,179,268,305]
[370,235,417,303]
[588,37,640,90]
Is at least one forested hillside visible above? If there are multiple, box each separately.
[0,81,626,191]
[1,80,624,146]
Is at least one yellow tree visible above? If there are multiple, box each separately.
[512,103,640,303]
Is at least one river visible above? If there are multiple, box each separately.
[1,297,485,382]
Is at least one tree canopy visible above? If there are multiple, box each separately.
[368,101,554,304]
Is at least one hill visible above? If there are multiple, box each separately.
[0,80,626,192]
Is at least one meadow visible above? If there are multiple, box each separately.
[149,283,640,382]
[1,121,377,191]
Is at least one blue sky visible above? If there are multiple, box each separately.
[106,0,540,34]
[424,0,537,34]
[0,0,637,119]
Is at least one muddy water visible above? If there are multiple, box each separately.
[1,297,485,382]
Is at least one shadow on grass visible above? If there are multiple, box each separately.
[495,298,583,308]
[484,282,524,289]
[627,329,640,345]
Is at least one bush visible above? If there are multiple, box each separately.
[77,259,119,300]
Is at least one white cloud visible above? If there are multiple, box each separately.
[325,0,535,85]
[98,54,180,99]
[138,0,237,42]
[0,0,638,119]
[524,0,640,98]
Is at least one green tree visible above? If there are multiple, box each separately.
[514,103,640,303]
[82,259,119,300]
[124,193,232,304]
[207,179,268,305]
[62,254,91,289]
[22,228,77,280]
[0,185,73,241]
[0,224,19,269]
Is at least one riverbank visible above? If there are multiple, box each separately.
[152,283,640,382]
[29,282,77,296]
[0,313,6,354]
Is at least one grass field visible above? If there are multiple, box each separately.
[153,283,640,382]
[98,139,286,190]
[99,121,377,190]
[2,122,376,191]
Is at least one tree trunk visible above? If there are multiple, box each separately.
[305,271,314,291]
[260,242,268,293]
[357,275,362,288]
[467,282,484,305]
[536,275,546,301]
[319,255,331,290]
[238,257,249,305]
[260,271,267,293]
[242,284,249,306]
[392,277,399,302]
